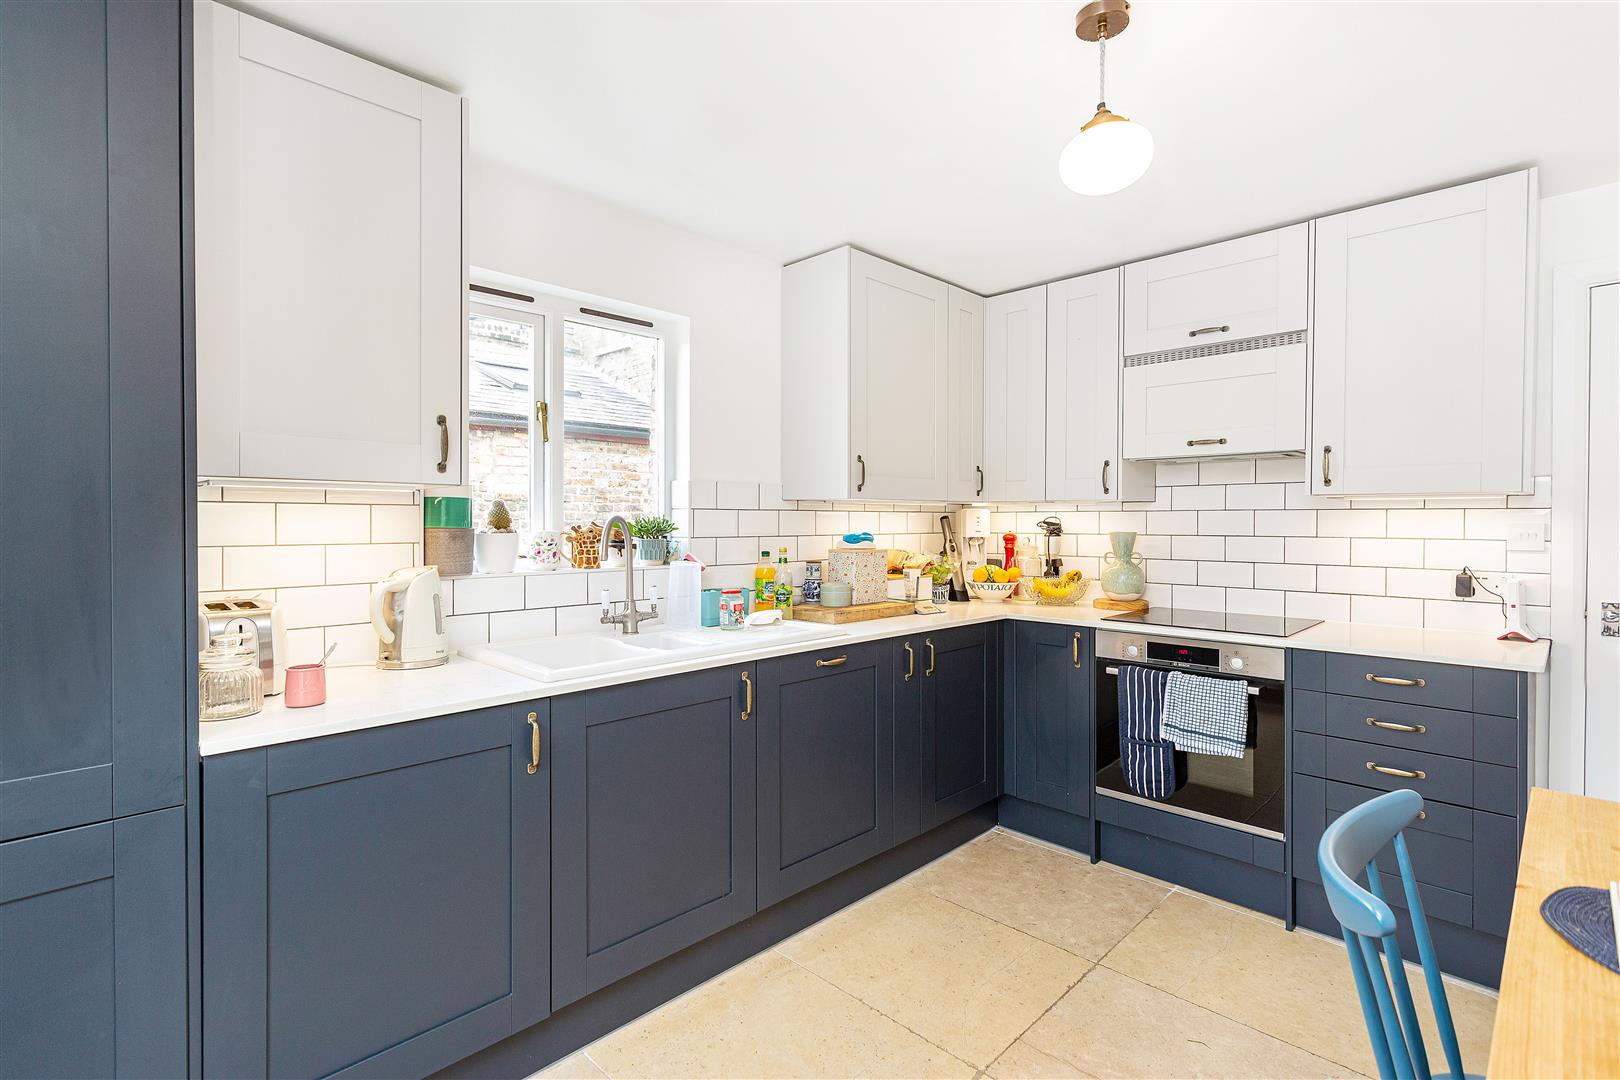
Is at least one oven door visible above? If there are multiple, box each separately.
[1094,660,1285,838]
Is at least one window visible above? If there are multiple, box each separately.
[467,286,668,538]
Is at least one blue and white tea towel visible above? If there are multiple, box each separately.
[1162,671,1249,758]
[1117,663,1179,800]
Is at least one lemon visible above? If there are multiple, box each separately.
[972,566,989,583]
[991,567,1009,584]
[1006,567,1022,581]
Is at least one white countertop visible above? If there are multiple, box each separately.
[198,601,1550,757]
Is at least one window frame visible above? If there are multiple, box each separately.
[467,284,672,534]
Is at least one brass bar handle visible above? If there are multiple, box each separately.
[740,671,753,721]
[1072,632,1082,668]
[815,655,848,668]
[526,712,540,775]
[1366,762,1426,780]
[1101,459,1110,495]
[976,465,984,497]
[924,638,936,676]
[903,642,915,682]
[1186,437,1228,447]
[1322,445,1333,487]
[1188,324,1230,337]
[1366,717,1426,734]
[857,454,866,492]
[1366,673,1425,688]
[436,414,450,474]
[537,401,550,443]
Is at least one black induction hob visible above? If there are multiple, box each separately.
[1101,607,1323,638]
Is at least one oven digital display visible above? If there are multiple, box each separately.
[1146,641,1220,668]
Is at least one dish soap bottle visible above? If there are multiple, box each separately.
[774,548,793,611]
[755,550,775,609]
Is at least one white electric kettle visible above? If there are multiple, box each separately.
[370,566,450,669]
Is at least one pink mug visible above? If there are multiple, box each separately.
[283,663,327,708]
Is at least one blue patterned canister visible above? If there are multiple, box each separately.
[802,561,822,604]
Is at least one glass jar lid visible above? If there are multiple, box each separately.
[199,633,257,671]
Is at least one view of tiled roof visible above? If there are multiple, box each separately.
[469,337,652,438]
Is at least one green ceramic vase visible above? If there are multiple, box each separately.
[1100,531,1147,600]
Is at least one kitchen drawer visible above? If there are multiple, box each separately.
[1324,695,1473,761]
[1295,732,1516,815]
[1324,653,1473,712]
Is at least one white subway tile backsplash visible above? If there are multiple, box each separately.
[1316,509,1387,538]
[1255,562,1316,592]
[324,543,415,585]
[326,623,380,666]
[1198,510,1253,535]
[1172,585,1225,610]
[1424,538,1507,572]
[1315,565,1386,595]
[717,536,762,565]
[1284,483,1340,510]
[1350,538,1425,568]
[1254,458,1308,483]
[275,583,371,629]
[1199,561,1254,588]
[275,503,371,545]
[1198,460,1255,485]
[1463,508,1550,540]
[1350,595,1424,628]
[324,487,416,505]
[525,572,588,609]
[489,608,556,642]
[758,481,795,510]
[1144,510,1199,534]
[692,509,739,537]
[448,573,525,614]
[1099,511,1148,533]
[1155,462,1200,486]
[1224,536,1285,563]
[199,548,223,592]
[1385,508,1465,538]
[1171,535,1225,561]
[199,502,276,547]
[1134,535,1172,559]
[1152,559,1200,585]
[222,486,325,503]
[1285,536,1350,565]
[283,627,325,666]
[1287,592,1351,621]
[1422,599,1504,633]
[715,480,759,510]
[1224,484,1286,510]
[371,504,422,544]
[445,613,490,650]
[1172,485,1225,510]
[1254,510,1316,536]
[1226,588,1285,616]
[222,545,326,591]
[1386,568,1473,602]
[815,510,850,535]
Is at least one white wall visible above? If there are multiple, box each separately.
[466,157,782,486]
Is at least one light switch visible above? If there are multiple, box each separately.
[1506,521,1547,552]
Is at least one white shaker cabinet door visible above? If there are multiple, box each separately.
[1312,171,1534,496]
[1122,223,1309,356]
[946,287,986,502]
[983,285,1048,502]
[848,251,949,502]
[195,1,464,484]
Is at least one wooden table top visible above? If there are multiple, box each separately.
[1488,787,1620,1079]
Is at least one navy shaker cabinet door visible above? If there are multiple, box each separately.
[920,624,1000,829]
[1008,623,1092,817]
[756,643,895,908]
[551,665,756,1009]
[0,0,188,841]
[0,808,187,1080]
[202,705,550,1079]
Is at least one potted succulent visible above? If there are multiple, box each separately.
[630,515,676,565]
[474,499,520,574]
[929,559,954,604]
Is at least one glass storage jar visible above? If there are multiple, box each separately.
[199,633,263,721]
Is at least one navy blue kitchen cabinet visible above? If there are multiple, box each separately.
[551,665,755,1009]
[892,636,925,845]
[1,0,188,843]
[755,643,895,908]
[0,807,187,1080]
[918,624,1001,829]
[202,705,550,1079]
[1005,622,1091,817]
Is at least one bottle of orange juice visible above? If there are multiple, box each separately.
[755,550,775,608]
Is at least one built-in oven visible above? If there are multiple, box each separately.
[1094,629,1285,839]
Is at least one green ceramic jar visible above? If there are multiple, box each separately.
[1100,530,1146,601]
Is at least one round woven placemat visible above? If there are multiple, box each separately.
[1540,886,1619,974]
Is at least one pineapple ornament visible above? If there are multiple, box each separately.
[474,499,520,574]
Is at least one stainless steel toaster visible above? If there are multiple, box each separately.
[198,597,287,696]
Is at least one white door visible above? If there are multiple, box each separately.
[848,251,949,501]
[1312,172,1533,496]
[194,1,464,484]
[1583,282,1618,799]
[1122,223,1308,356]
[983,286,1047,502]
[946,287,986,502]
[1046,270,1149,501]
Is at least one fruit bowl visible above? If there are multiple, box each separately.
[968,580,1017,602]
[1032,573,1090,606]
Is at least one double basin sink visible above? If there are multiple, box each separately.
[462,620,850,683]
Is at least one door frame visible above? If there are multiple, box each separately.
[1548,257,1619,794]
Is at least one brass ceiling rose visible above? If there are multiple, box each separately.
[1075,0,1131,42]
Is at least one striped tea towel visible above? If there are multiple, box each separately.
[1161,671,1249,758]
[1116,663,1180,800]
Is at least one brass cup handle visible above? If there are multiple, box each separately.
[1101,459,1110,495]
[925,638,936,676]
[1366,762,1426,780]
[857,454,866,492]
[1188,324,1230,337]
[1322,445,1333,487]
[1366,717,1426,734]
[816,655,848,668]
[436,414,450,474]
[526,712,540,775]
[740,671,753,722]
[903,642,915,682]
[1366,674,1425,688]
[976,465,984,497]
[1072,632,1081,668]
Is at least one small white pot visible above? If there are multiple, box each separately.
[474,530,520,574]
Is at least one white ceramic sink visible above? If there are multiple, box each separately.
[462,621,848,683]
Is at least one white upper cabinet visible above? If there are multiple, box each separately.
[1045,270,1153,502]
[780,248,948,502]
[1312,171,1535,496]
[194,1,464,485]
[946,287,986,502]
[1123,223,1309,355]
[982,285,1048,502]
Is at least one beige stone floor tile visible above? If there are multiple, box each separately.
[985,1038,1098,1079]
[776,882,1091,1068]
[1024,965,1361,1078]
[905,831,1171,961]
[528,1050,608,1079]
[1100,891,1495,1077]
[584,950,975,1079]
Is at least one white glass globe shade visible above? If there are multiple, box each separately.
[1058,117,1155,196]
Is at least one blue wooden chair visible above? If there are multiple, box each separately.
[1316,788,1471,1080]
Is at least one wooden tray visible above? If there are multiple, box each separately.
[790,600,916,624]
[1092,597,1149,612]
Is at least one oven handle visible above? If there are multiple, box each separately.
[1102,665,1263,695]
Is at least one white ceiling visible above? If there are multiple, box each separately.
[239,0,1619,296]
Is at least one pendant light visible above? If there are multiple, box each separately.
[1059,0,1154,196]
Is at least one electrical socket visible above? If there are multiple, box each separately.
[1455,571,1476,598]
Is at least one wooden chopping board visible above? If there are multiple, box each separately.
[790,600,917,624]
